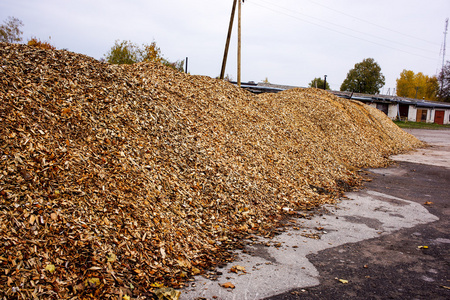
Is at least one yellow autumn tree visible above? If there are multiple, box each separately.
[396,70,439,100]
[27,37,56,50]
[139,41,163,63]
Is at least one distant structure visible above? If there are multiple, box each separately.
[440,18,449,96]
[442,18,448,71]
[232,81,450,125]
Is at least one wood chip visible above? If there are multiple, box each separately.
[0,42,423,298]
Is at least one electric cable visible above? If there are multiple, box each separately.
[246,0,439,61]
[254,0,437,55]
[305,0,441,46]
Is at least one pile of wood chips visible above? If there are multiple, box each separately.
[0,43,423,299]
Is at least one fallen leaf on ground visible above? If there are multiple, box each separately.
[230,265,246,274]
[220,282,236,289]
[84,277,100,288]
[45,264,56,274]
[335,278,349,284]
[154,288,181,300]
[150,282,165,288]
[192,267,202,275]
[107,252,117,262]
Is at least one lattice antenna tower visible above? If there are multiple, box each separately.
[442,18,449,70]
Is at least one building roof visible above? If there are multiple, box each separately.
[331,91,450,109]
[232,81,450,109]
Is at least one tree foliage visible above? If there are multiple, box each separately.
[340,58,385,94]
[105,40,138,65]
[105,40,184,72]
[162,59,185,72]
[139,41,163,63]
[0,16,23,43]
[438,61,450,102]
[27,37,56,50]
[396,70,439,100]
[308,77,330,90]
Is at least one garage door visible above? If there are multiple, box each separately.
[434,110,445,125]
[416,109,427,122]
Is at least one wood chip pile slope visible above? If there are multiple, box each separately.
[0,43,422,298]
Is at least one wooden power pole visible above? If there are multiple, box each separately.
[220,0,237,80]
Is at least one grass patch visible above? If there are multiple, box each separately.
[394,121,450,129]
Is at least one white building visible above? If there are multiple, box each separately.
[333,92,450,125]
[238,83,450,125]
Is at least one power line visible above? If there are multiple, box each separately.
[305,0,441,46]
[246,0,438,61]
[251,0,438,56]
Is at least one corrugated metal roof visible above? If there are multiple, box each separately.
[333,92,450,109]
[231,82,450,109]
[415,101,450,108]
[240,84,284,93]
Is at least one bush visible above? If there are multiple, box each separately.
[28,37,56,50]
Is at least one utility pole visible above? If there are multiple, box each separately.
[220,0,237,80]
[237,0,242,87]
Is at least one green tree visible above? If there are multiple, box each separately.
[396,70,439,100]
[105,40,184,72]
[426,76,439,100]
[340,58,385,94]
[105,40,138,65]
[438,61,450,102]
[162,59,185,72]
[308,77,330,90]
[0,16,24,43]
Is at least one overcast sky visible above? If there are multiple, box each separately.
[1,0,449,93]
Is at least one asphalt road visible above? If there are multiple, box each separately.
[182,129,450,300]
